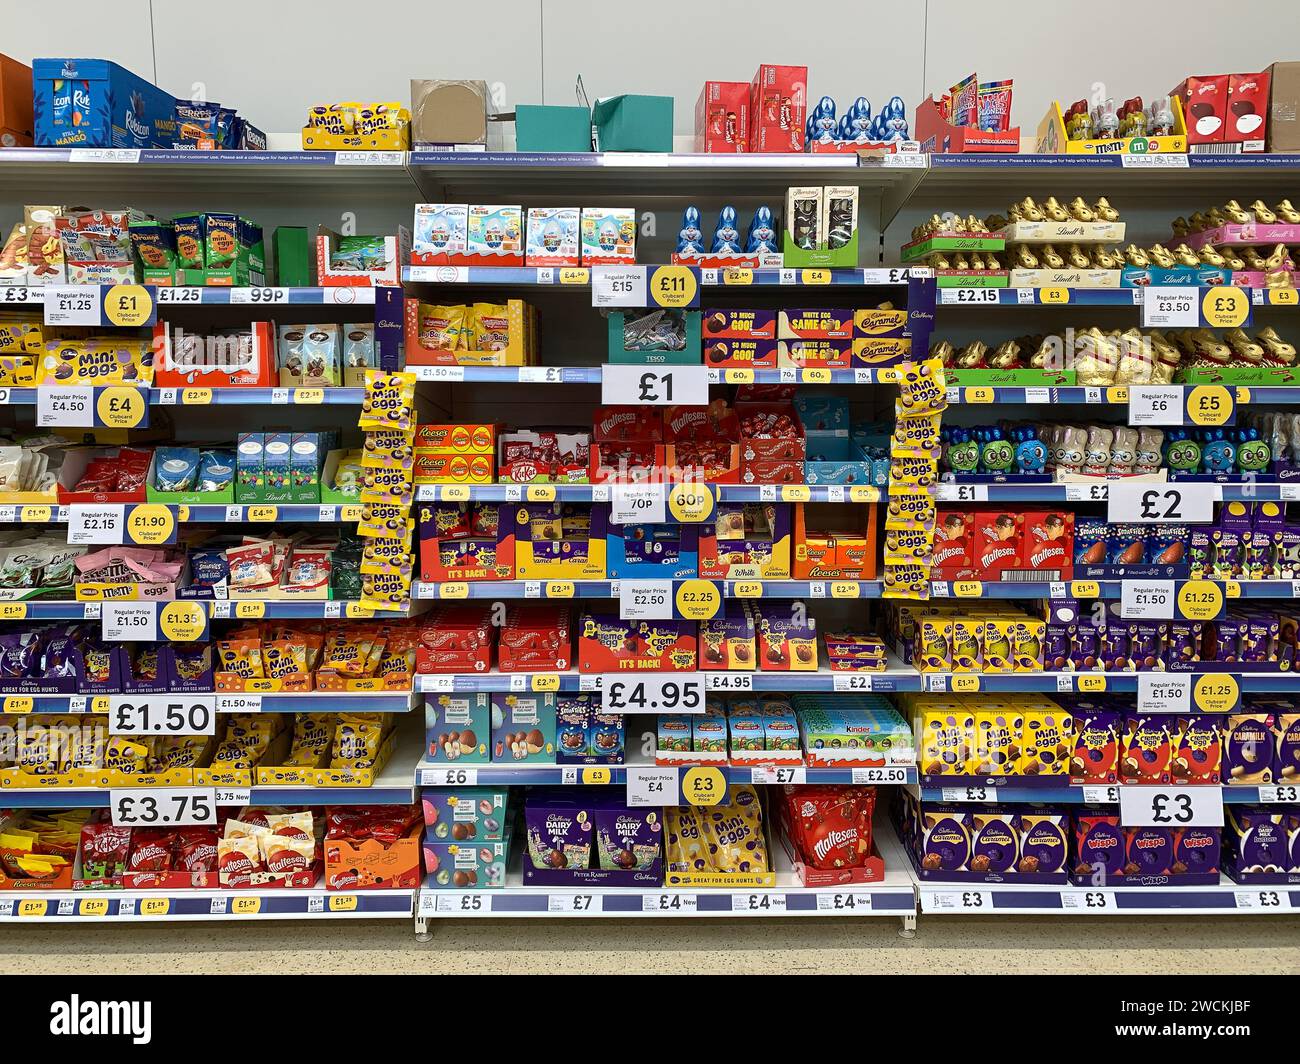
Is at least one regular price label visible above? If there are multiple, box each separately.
[619,579,674,621]
[610,483,666,525]
[421,766,479,788]
[1118,785,1224,827]
[110,788,216,826]
[107,695,216,736]
[1120,580,1174,620]
[750,765,806,785]
[101,602,157,641]
[591,266,646,307]
[626,766,679,807]
[1258,785,1300,803]
[602,674,704,714]
[1108,483,1216,525]
[1128,385,1184,426]
[602,365,708,406]
[731,893,787,913]
[36,386,94,427]
[1140,287,1198,329]
[1137,672,1190,713]
[43,285,101,325]
[816,892,872,912]
[67,504,124,545]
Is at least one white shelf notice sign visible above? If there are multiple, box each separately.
[610,484,666,525]
[36,386,94,427]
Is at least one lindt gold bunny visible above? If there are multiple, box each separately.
[1170,217,1190,238]
[1187,212,1209,232]
[1123,244,1150,267]
[988,340,1021,368]
[1149,244,1176,268]
[929,339,955,363]
[1064,244,1090,269]
[1040,244,1067,269]
[1258,327,1297,363]
[955,341,987,368]
[1067,197,1095,221]
[1092,246,1121,270]
[1012,245,1039,269]
[1197,246,1227,268]
[1265,243,1292,271]
[1224,200,1252,225]
[1277,199,1300,224]
[1240,246,1268,270]
[1172,243,1201,268]
[1249,200,1276,224]
[1225,328,1264,363]
[1094,197,1120,222]
[1041,196,1070,221]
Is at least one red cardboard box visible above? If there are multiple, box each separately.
[498,604,573,673]
[696,81,749,153]
[971,510,1022,577]
[324,820,422,890]
[932,509,974,577]
[590,406,665,483]
[664,402,740,483]
[750,64,807,153]
[1172,75,1230,146]
[1019,511,1074,580]
[1226,71,1270,150]
[416,604,496,673]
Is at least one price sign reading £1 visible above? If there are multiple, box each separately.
[601,365,708,407]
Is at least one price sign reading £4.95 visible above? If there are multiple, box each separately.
[601,674,705,714]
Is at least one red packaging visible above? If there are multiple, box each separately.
[126,829,174,872]
[174,828,218,873]
[932,509,973,576]
[498,604,572,672]
[1173,74,1229,145]
[970,510,1022,577]
[1017,510,1074,579]
[1171,716,1222,785]
[416,603,496,673]
[737,402,805,461]
[701,309,776,341]
[664,402,740,482]
[742,459,803,484]
[1121,715,1174,785]
[1226,71,1270,149]
[577,612,698,673]
[781,785,877,869]
[78,821,132,881]
[590,406,665,483]
[749,64,807,152]
[695,81,749,153]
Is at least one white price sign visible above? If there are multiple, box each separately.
[43,285,101,326]
[101,602,157,641]
[619,579,674,621]
[852,766,910,784]
[214,694,263,712]
[1256,785,1300,803]
[941,786,998,802]
[626,766,679,807]
[230,287,289,304]
[110,787,217,826]
[1118,785,1224,827]
[610,483,666,525]
[705,673,752,692]
[548,893,599,913]
[591,266,647,307]
[36,386,94,427]
[750,765,806,785]
[941,287,1000,304]
[833,673,874,692]
[816,892,872,912]
[731,893,787,913]
[421,766,479,787]
[1137,672,1191,713]
[601,365,708,406]
[66,505,125,545]
[1120,580,1175,619]
[1140,288,1199,329]
[1082,785,1121,804]
[1234,889,1291,911]
[1128,385,1185,425]
[642,893,697,913]
[156,286,203,304]
[1060,890,1114,911]
[601,673,705,714]
[1108,483,1216,525]
[923,889,992,911]
[107,695,216,735]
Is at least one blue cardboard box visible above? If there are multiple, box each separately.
[605,518,699,578]
[33,58,176,148]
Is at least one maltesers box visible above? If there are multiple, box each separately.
[578,612,698,673]
[663,403,740,483]
[325,818,422,890]
[696,81,749,152]
[590,406,665,483]
[1173,74,1230,146]
[749,64,807,153]
[1226,71,1270,150]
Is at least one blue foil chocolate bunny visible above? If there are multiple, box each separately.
[1014,427,1046,474]
[807,95,838,145]
[745,206,778,254]
[882,96,909,141]
[711,206,742,253]
[675,206,705,255]
[1200,430,1236,474]
[846,97,873,142]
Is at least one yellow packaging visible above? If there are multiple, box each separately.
[950,616,984,673]
[1019,708,1074,776]
[417,304,466,351]
[919,708,976,776]
[915,617,952,672]
[982,617,1016,672]
[973,710,1025,775]
[38,337,152,386]
[1013,619,1046,672]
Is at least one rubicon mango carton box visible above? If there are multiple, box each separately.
[34,58,176,148]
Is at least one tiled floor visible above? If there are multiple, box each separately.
[5,916,1300,975]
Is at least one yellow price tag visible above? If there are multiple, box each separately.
[951,675,981,693]
[160,601,206,642]
[126,504,175,545]
[1268,288,1299,306]
[441,485,471,502]
[340,504,363,522]
[181,388,213,405]
[848,486,879,503]
[722,268,753,285]
[2,696,34,713]
[1070,581,1101,598]
[294,388,325,404]
[231,896,262,915]
[963,387,994,404]
[723,367,755,384]
[733,581,764,598]
[668,483,714,523]
[1039,287,1070,304]
[1201,286,1249,328]
[830,582,860,599]
[103,283,154,327]
[247,506,278,522]
[328,894,358,911]
[801,269,832,285]
[96,386,146,429]
[0,603,28,620]
[1107,386,1129,404]
[140,897,170,916]
[234,601,266,619]
[78,897,109,916]
[681,765,727,806]
[532,674,561,691]
[526,486,557,502]
[344,602,375,618]
[559,268,589,285]
[1224,580,1241,599]
[1193,673,1240,713]
[953,581,983,597]
[439,582,470,599]
[1076,674,1107,693]
[18,506,50,523]
[650,265,699,309]
[780,485,811,503]
[581,767,612,785]
[1177,579,1224,621]
[16,898,47,917]
[546,582,575,598]
[801,367,831,384]
[1185,385,1233,427]
[675,579,721,620]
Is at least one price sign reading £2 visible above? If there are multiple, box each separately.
[1108,483,1216,525]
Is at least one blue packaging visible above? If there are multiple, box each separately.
[605,519,699,578]
[33,58,177,148]
[793,395,851,433]
[803,435,882,485]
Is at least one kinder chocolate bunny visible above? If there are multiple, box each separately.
[710,206,742,253]
[675,206,705,255]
